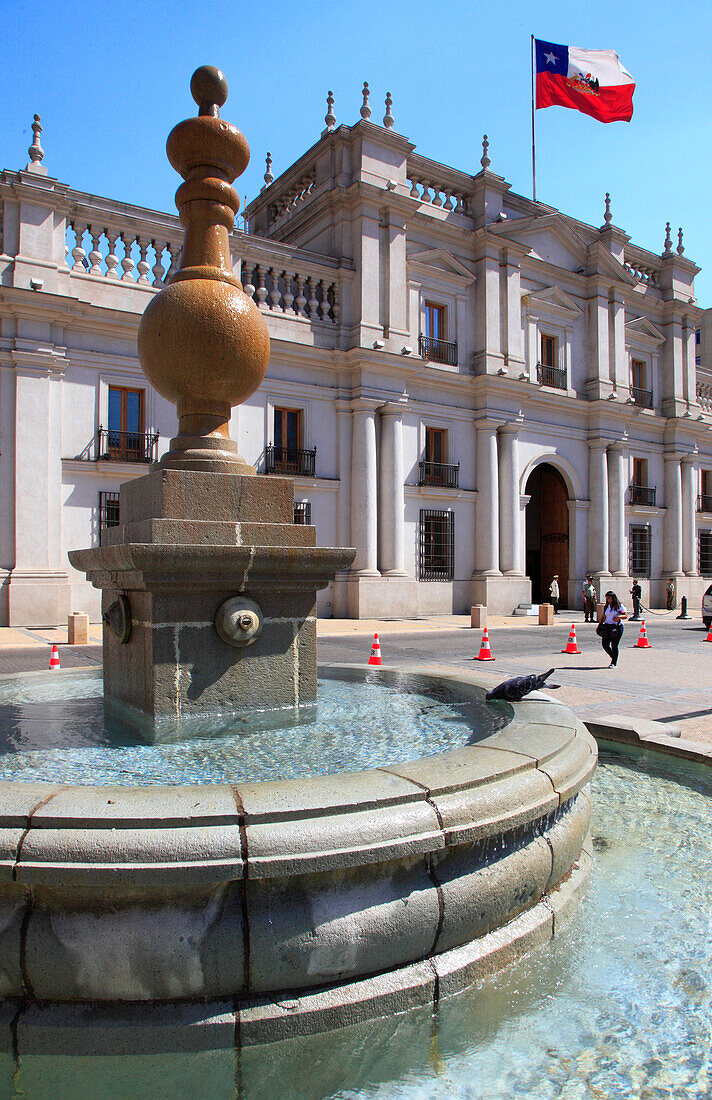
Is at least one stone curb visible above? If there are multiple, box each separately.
[585,714,712,766]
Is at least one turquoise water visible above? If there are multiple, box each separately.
[3,750,712,1098]
[0,673,506,784]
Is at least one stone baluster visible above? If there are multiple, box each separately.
[331,280,340,324]
[283,272,295,313]
[87,228,103,276]
[443,189,454,211]
[263,152,274,189]
[120,233,135,280]
[151,240,166,287]
[269,268,281,310]
[677,227,685,256]
[307,277,319,320]
[255,264,268,308]
[431,184,442,208]
[663,222,673,257]
[420,181,431,203]
[136,239,151,283]
[105,232,120,278]
[481,135,491,170]
[26,114,44,172]
[71,224,87,272]
[165,244,180,282]
[320,281,332,320]
[383,92,394,129]
[295,274,306,317]
[409,176,420,199]
[243,263,255,301]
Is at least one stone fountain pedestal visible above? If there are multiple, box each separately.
[69,468,353,738]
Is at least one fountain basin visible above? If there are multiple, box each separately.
[0,664,595,1040]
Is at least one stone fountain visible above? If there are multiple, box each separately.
[69,66,354,739]
[0,69,596,1054]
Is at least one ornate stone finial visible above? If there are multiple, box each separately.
[137,66,269,473]
[603,192,612,226]
[663,221,673,256]
[677,227,685,255]
[480,135,491,170]
[383,92,394,129]
[360,82,371,120]
[26,113,45,173]
[325,90,336,131]
[263,152,274,187]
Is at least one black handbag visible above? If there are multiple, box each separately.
[595,621,605,637]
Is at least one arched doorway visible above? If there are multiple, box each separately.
[525,464,570,607]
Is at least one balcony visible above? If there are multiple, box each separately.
[630,484,657,506]
[418,461,460,489]
[265,445,316,477]
[698,494,712,513]
[631,386,654,409]
[418,334,458,366]
[536,363,567,390]
[97,427,158,463]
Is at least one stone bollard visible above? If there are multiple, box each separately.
[539,603,554,626]
[67,612,89,645]
[470,605,487,629]
[596,602,605,622]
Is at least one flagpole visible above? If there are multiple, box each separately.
[531,35,537,202]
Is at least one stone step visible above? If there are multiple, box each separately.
[513,603,540,616]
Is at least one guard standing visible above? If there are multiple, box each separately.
[582,575,597,622]
[666,578,676,611]
[549,574,560,615]
[629,579,642,621]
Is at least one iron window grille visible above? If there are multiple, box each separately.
[699,530,712,575]
[698,494,712,513]
[265,445,316,477]
[630,387,654,409]
[419,509,454,581]
[629,524,652,578]
[418,461,460,489]
[418,335,458,366]
[99,491,120,536]
[629,484,657,506]
[536,363,567,390]
[97,426,158,463]
[293,501,312,525]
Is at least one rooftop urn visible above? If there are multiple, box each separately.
[137,65,270,472]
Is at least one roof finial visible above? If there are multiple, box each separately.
[663,221,673,256]
[383,91,394,129]
[26,113,45,173]
[677,227,685,255]
[360,82,371,120]
[262,152,273,190]
[325,90,336,131]
[603,192,612,226]
[480,135,491,170]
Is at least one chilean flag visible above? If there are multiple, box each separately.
[536,39,635,123]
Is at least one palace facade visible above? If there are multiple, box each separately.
[1,95,710,625]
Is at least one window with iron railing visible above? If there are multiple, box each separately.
[97,426,158,463]
[698,494,712,513]
[536,363,567,390]
[629,524,651,577]
[265,445,316,477]
[629,484,657,506]
[99,491,120,536]
[418,334,458,365]
[418,461,460,489]
[293,501,312,525]
[419,509,454,580]
[630,386,653,408]
[699,530,712,575]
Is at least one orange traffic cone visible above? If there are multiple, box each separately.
[634,620,652,649]
[561,624,582,654]
[705,625,712,643]
[49,644,60,670]
[368,633,382,666]
[475,627,495,661]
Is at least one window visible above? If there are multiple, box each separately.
[425,427,447,465]
[419,428,459,488]
[540,334,555,368]
[631,359,645,391]
[700,471,712,512]
[99,491,120,536]
[696,329,701,345]
[425,302,445,341]
[699,530,712,575]
[274,407,301,452]
[294,501,311,525]
[266,407,316,475]
[630,359,653,407]
[536,334,566,389]
[419,509,454,580]
[629,524,651,577]
[630,459,656,506]
[633,457,648,486]
[419,302,458,365]
[104,386,150,461]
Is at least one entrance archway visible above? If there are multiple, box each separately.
[525,464,570,607]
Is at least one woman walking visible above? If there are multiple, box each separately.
[597,591,627,668]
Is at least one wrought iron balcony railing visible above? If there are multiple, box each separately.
[97,427,158,463]
[418,460,460,489]
[630,484,657,506]
[698,494,712,513]
[536,363,567,390]
[265,445,316,477]
[630,386,654,409]
[418,334,458,366]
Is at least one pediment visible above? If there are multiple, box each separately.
[491,214,589,268]
[625,315,665,344]
[407,248,475,284]
[523,284,582,318]
[586,240,637,285]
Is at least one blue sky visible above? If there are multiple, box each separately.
[4,0,712,300]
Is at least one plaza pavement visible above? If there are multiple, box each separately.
[0,609,710,744]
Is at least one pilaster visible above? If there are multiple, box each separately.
[378,400,408,575]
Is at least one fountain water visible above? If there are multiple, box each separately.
[0,68,596,1053]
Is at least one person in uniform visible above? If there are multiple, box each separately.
[582,575,597,623]
[549,574,560,615]
[666,578,676,611]
[629,579,642,621]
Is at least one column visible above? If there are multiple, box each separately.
[378,403,407,575]
[474,420,500,574]
[607,442,627,576]
[681,457,697,575]
[663,452,683,575]
[498,422,522,574]
[350,401,379,575]
[587,440,609,576]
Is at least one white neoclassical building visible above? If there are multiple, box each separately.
[1,94,711,626]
